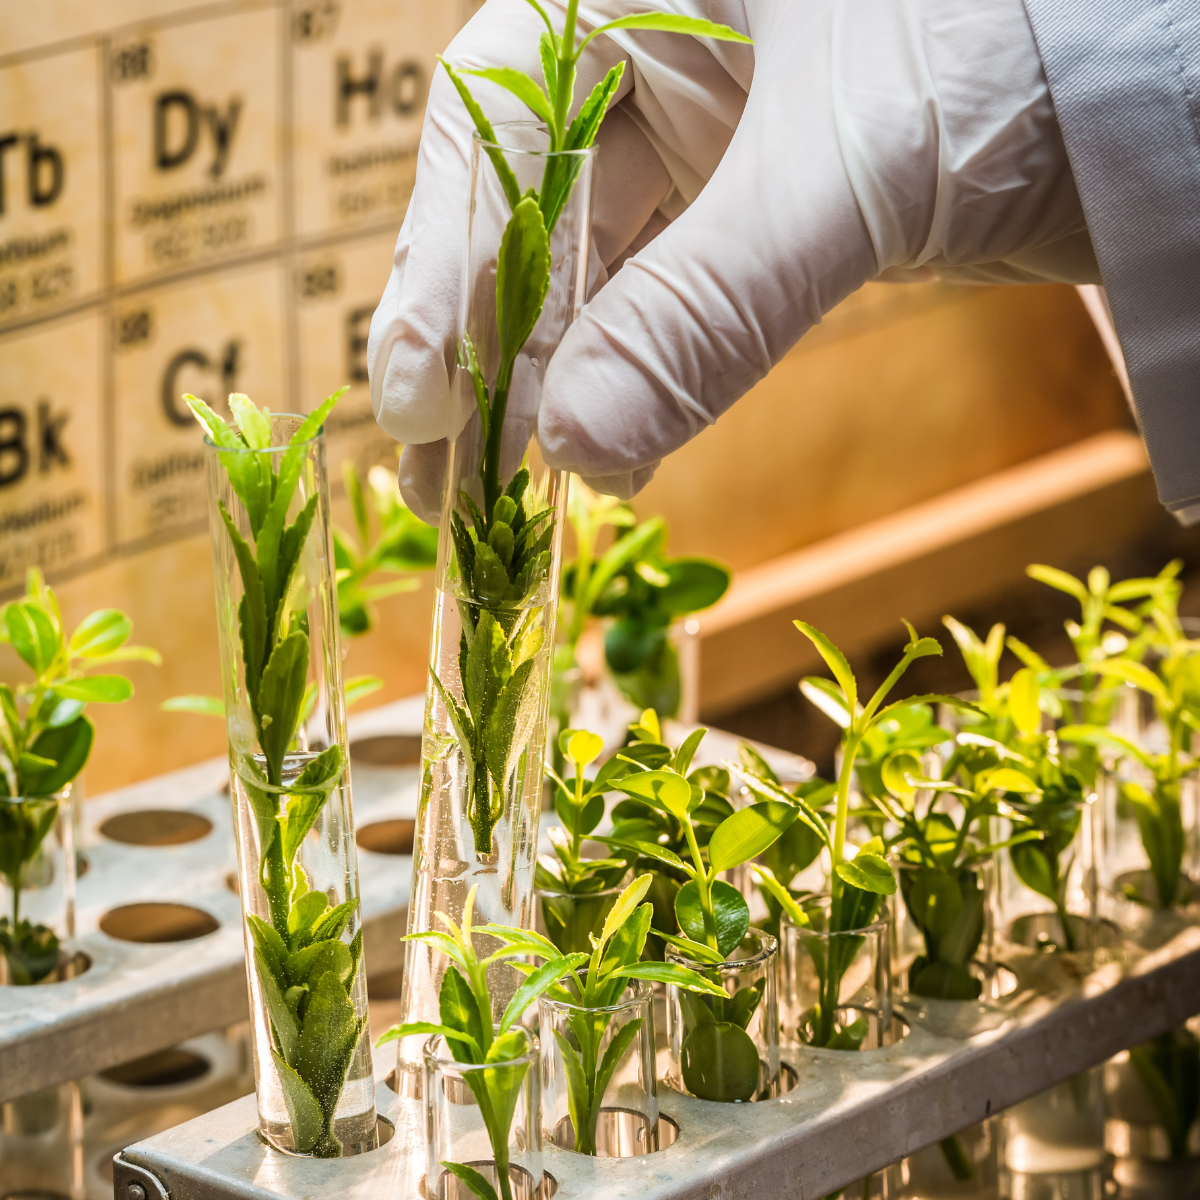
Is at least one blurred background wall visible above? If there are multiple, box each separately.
[0,0,1168,795]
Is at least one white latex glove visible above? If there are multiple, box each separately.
[369,0,1095,519]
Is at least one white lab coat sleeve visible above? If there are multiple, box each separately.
[1022,0,1200,521]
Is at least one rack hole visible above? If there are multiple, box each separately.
[100,809,213,847]
[357,819,415,856]
[99,1047,211,1088]
[350,735,422,767]
[100,903,218,944]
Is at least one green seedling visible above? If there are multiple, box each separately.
[537,728,639,953]
[437,3,748,859]
[560,482,730,717]
[602,724,797,1100]
[377,885,589,1199]
[871,748,1041,1001]
[745,621,975,1049]
[0,567,157,984]
[189,390,368,1157]
[492,874,723,1156]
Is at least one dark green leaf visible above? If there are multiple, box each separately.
[675,879,749,958]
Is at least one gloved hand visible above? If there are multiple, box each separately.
[369,0,1095,520]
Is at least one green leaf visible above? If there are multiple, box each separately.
[69,609,131,658]
[1010,840,1057,903]
[218,502,267,697]
[229,393,273,449]
[753,865,811,928]
[1008,668,1042,736]
[22,717,92,795]
[583,13,752,49]
[906,869,963,939]
[794,622,856,715]
[656,559,731,617]
[375,1021,480,1054]
[680,1021,761,1103]
[344,675,383,709]
[54,675,132,703]
[309,898,358,945]
[248,914,288,979]
[496,195,551,367]
[484,657,540,794]
[613,961,727,997]
[286,939,353,990]
[1027,564,1088,602]
[800,677,852,728]
[288,889,329,943]
[462,66,556,127]
[592,1016,643,1110]
[653,930,725,964]
[439,58,520,210]
[439,1161,501,1200]
[835,852,896,896]
[257,632,310,780]
[294,970,359,1112]
[257,950,300,1064]
[539,31,557,97]
[599,874,653,949]
[161,694,225,717]
[977,767,1041,795]
[673,727,707,778]
[708,801,797,874]
[440,965,487,1062]
[566,729,603,769]
[499,953,588,1033]
[7,602,58,676]
[271,1048,325,1153]
[613,769,692,820]
[281,746,344,864]
[676,879,749,958]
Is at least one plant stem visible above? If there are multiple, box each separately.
[830,731,861,928]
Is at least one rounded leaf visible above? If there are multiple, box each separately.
[69,609,131,658]
[614,769,692,821]
[566,729,603,769]
[835,852,897,896]
[681,1021,761,1102]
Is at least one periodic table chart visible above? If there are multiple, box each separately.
[0,0,470,591]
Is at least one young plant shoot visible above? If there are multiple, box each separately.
[598,709,736,957]
[0,569,157,983]
[537,728,635,952]
[377,884,614,1193]
[745,622,976,1048]
[492,874,722,1156]
[600,724,796,1100]
[190,391,367,1157]
[436,3,748,860]
[871,750,1039,1000]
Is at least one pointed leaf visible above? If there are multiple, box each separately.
[496,196,550,365]
[499,953,588,1033]
[794,622,856,714]
[271,1048,325,1153]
